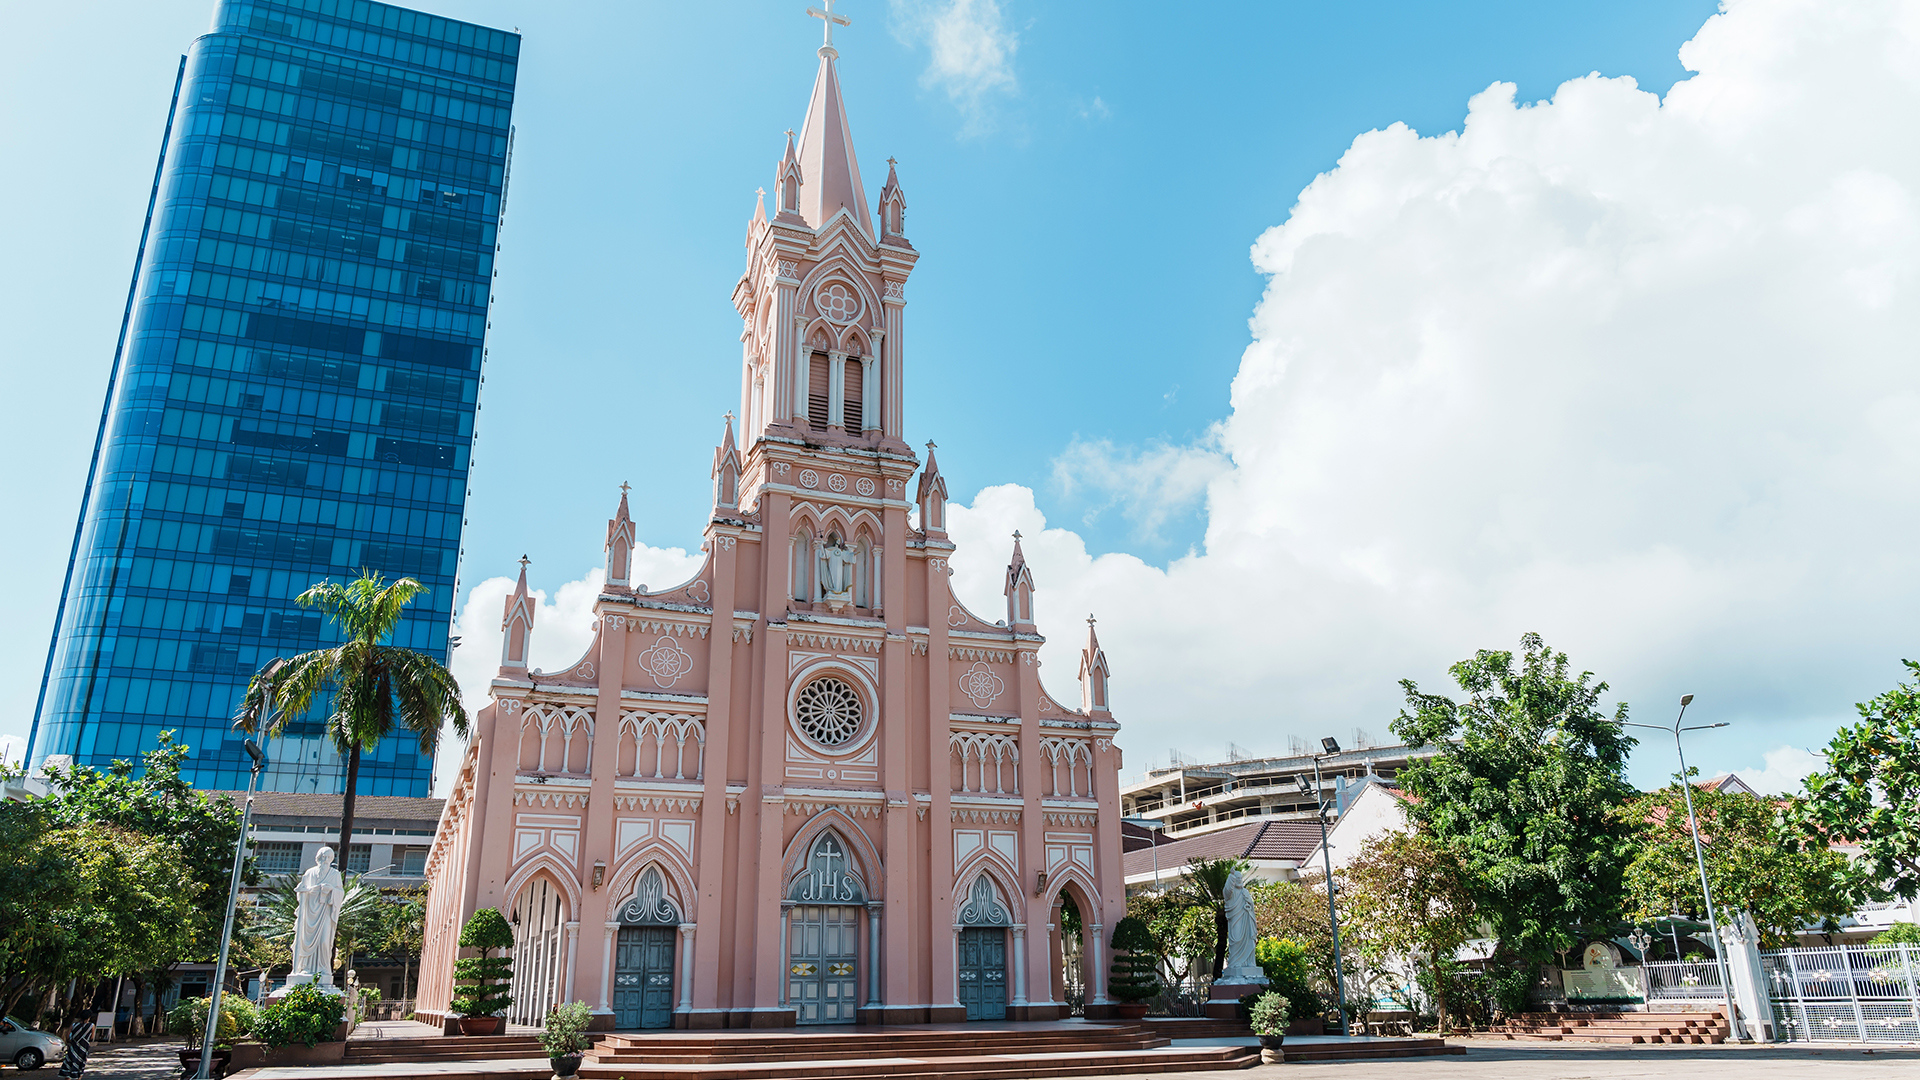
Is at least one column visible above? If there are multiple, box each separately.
[881,291,905,438]
[677,924,697,1014]
[791,313,809,420]
[866,903,883,1008]
[777,903,793,1006]
[1010,926,1028,1007]
[859,355,878,434]
[827,350,846,429]
[563,922,580,1006]
[598,922,618,1013]
[1086,922,1107,1005]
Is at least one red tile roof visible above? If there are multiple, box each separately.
[1122,819,1322,879]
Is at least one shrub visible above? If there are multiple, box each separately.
[541,1001,594,1058]
[1872,922,1920,945]
[254,984,345,1048]
[1254,937,1322,1021]
[1108,916,1163,1004]
[167,994,255,1047]
[451,907,515,1018]
[1249,991,1292,1037]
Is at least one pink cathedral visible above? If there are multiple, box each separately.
[416,14,1125,1032]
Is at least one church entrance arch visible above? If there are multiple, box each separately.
[955,872,1013,1020]
[784,830,868,1025]
[611,866,681,1030]
[506,875,569,1028]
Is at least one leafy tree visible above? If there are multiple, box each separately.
[380,885,430,1000]
[1181,857,1249,979]
[1340,829,1479,1031]
[1107,917,1162,1003]
[235,572,469,863]
[1391,633,1640,962]
[1872,923,1920,945]
[1254,937,1321,1021]
[1249,878,1338,1000]
[451,908,514,1018]
[1127,891,1216,1004]
[1620,780,1875,948]
[1791,660,1920,901]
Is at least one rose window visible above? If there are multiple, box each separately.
[795,677,863,747]
[817,282,859,323]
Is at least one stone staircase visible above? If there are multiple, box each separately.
[1493,1009,1729,1044]
[578,1022,1259,1079]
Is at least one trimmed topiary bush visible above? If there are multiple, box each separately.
[1108,916,1163,1004]
[451,907,515,1018]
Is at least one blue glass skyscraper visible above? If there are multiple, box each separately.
[29,0,519,795]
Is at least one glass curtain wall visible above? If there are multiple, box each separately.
[30,0,519,795]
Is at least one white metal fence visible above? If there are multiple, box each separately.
[1763,944,1920,1043]
[1642,960,1724,1000]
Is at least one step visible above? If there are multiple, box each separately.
[1283,1039,1463,1062]
[578,1046,1259,1080]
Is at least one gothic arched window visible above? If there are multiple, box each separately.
[791,528,814,602]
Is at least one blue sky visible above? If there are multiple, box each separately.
[16,0,1914,794]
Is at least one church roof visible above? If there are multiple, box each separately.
[797,52,872,237]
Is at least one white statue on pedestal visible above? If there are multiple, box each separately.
[818,537,859,613]
[1219,869,1268,985]
[288,846,346,991]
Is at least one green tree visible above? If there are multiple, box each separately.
[1872,923,1920,945]
[1790,660,1920,901]
[1339,829,1479,1032]
[1391,633,1640,962]
[1249,878,1338,1001]
[1621,781,1874,948]
[236,571,469,860]
[1107,917,1162,1004]
[451,908,514,1019]
[1182,857,1250,980]
[1254,937,1321,1021]
[380,885,430,1001]
[1128,891,1216,1002]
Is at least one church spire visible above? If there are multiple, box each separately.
[711,412,743,510]
[1079,615,1111,714]
[916,440,949,536]
[605,485,636,588]
[500,557,536,673]
[1004,531,1035,629]
[796,1,872,236]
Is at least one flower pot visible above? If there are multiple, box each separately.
[177,1047,233,1079]
[550,1051,585,1077]
[1258,1033,1287,1049]
[1114,1002,1150,1021]
[459,1016,504,1036]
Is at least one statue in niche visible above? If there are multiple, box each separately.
[1218,868,1267,985]
[818,534,859,613]
[287,845,346,992]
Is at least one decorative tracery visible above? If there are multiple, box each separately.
[795,677,863,747]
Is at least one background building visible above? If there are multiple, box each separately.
[29,0,519,795]
[1119,741,1440,840]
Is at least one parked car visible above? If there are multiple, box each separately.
[0,1017,64,1071]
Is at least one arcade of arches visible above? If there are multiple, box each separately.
[412,29,1125,1031]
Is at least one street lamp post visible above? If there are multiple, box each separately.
[1120,817,1168,890]
[200,737,267,1080]
[1617,695,1743,1041]
[1299,736,1352,1036]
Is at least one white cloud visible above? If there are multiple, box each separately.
[1051,433,1229,543]
[944,0,1920,783]
[889,0,1018,134]
[434,544,704,795]
[1734,745,1825,795]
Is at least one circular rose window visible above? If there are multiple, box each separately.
[795,676,863,747]
[817,281,860,323]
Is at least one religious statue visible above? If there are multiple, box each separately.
[1218,868,1267,985]
[818,536,859,612]
[288,846,346,991]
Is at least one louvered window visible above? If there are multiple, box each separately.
[808,353,830,430]
[844,359,864,432]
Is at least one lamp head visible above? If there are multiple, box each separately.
[1680,694,1694,707]
[243,739,266,766]
[1295,774,1313,794]
[1320,736,1341,754]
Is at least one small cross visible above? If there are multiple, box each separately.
[808,0,851,52]
[519,555,530,569]
[785,128,796,141]
[926,439,937,451]
[1012,530,1022,541]
[620,481,631,497]
[887,156,897,167]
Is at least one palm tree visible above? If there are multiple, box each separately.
[236,571,468,861]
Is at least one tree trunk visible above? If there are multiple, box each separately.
[337,742,361,979]
[1432,957,1448,1035]
[1211,907,1227,980]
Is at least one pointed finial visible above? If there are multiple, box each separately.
[887,156,897,167]
[519,555,531,569]
[1013,530,1022,540]
[926,439,937,451]
[619,481,631,497]
[1087,614,1096,627]
[785,128,797,141]
[808,0,851,57]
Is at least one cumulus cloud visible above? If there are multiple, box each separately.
[434,544,703,794]
[1734,745,1825,795]
[945,0,1920,782]
[1051,432,1229,542]
[889,0,1018,134]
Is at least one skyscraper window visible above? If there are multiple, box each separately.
[29,0,519,797]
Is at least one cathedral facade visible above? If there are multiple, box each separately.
[415,26,1125,1031]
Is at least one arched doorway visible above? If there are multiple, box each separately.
[955,873,1014,1021]
[612,866,681,1029]
[507,876,569,1028]
[784,830,868,1025]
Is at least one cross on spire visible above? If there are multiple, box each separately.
[619,481,631,497]
[807,0,851,56]
[519,555,530,569]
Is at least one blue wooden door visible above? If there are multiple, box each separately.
[612,926,675,1029]
[958,927,1008,1020]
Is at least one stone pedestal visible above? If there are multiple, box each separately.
[1206,980,1267,1020]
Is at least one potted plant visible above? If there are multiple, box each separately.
[1250,991,1292,1051]
[169,994,253,1078]
[541,1001,594,1076]
[451,908,515,1035]
[1107,916,1163,1021]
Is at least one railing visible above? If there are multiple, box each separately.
[1642,960,1724,999]
[1763,944,1920,1043]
